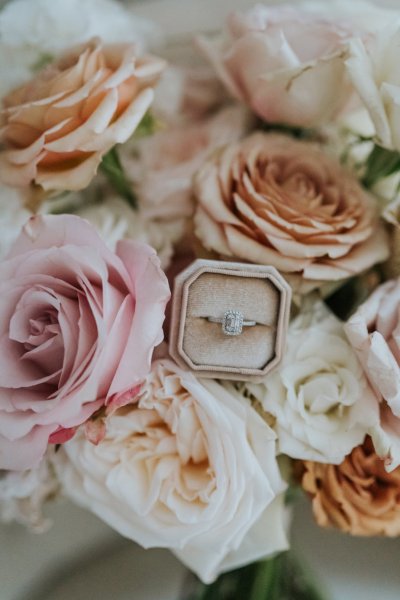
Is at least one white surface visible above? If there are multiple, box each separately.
[1,497,400,600]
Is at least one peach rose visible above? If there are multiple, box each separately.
[299,437,400,536]
[197,4,355,127]
[345,278,400,471]
[194,132,389,292]
[0,39,165,193]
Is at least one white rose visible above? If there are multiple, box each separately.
[54,359,288,583]
[0,457,59,532]
[76,196,183,270]
[0,185,31,260]
[346,23,400,151]
[247,305,379,464]
[0,0,160,97]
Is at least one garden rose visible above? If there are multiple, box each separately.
[247,305,379,463]
[0,214,170,471]
[346,25,400,151]
[0,38,165,193]
[345,278,400,471]
[0,453,59,532]
[194,132,388,292]
[55,359,288,583]
[197,3,355,127]
[299,437,400,536]
[124,105,251,225]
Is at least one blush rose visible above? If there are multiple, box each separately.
[0,214,170,471]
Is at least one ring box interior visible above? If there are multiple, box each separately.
[169,259,291,381]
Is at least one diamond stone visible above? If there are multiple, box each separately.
[222,310,244,336]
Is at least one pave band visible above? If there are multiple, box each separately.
[207,310,256,336]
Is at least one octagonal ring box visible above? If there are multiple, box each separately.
[169,259,292,382]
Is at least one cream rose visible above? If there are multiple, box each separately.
[0,455,59,532]
[346,24,400,152]
[0,39,165,193]
[194,132,389,293]
[54,359,288,583]
[345,278,400,471]
[247,305,379,463]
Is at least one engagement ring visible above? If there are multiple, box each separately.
[207,310,256,336]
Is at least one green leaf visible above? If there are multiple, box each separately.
[134,111,157,138]
[31,52,54,72]
[362,144,400,188]
[99,146,137,209]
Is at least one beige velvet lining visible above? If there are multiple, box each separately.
[182,272,279,370]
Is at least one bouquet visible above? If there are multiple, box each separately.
[1,0,400,597]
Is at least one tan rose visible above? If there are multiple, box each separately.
[0,39,165,194]
[194,132,389,292]
[299,437,400,536]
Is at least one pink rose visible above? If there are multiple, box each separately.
[194,132,389,292]
[345,279,400,471]
[0,214,170,471]
[197,4,355,127]
[123,105,251,224]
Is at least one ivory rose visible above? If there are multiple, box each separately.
[194,132,388,292]
[345,278,400,471]
[197,3,356,127]
[0,214,170,471]
[54,359,288,583]
[0,39,165,193]
[299,437,400,536]
[346,25,400,151]
[246,305,379,464]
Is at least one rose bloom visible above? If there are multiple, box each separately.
[54,359,288,583]
[0,453,58,533]
[345,278,400,471]
[123,105,251,226]
[0,214,170,471]
[299,437,400,536]
[346,24,400,152]
[246,305,379,464]
[0,38,165,193]
[197,3,356,127]
[194,132,388,292]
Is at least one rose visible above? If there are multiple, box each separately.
[0,453,58,533]
[0,214,170,471]
[346,24,400,152]
[54,359,288,583]
[123,105,251,229]
[345,278,400,471]
[246,305,379,463]
[299,437,400,536]
[0,0,159,53]
[194,132,388,293]
[0,39,165,194]
[0,0,160,98]
[197,3,357,127]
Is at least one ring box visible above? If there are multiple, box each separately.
[169,259,291,381]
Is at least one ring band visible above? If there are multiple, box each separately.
[206,310,256,336]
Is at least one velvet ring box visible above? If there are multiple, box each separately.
[169,259,292,381]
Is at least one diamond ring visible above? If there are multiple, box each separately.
[207,310,256,336]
